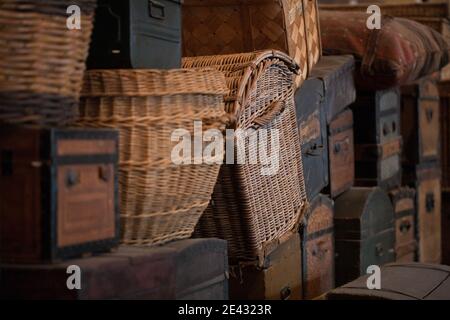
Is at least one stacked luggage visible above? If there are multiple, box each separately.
[1,0,450,301]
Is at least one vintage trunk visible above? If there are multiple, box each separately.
[334,187,396,287]
[351,89,402,190]
[309,55,356,124]
[164,239,229,300]
[229,233,302,300]
[326,108,355,198]
[439,80,450,189]
[415,162,442,264]
[0,239,229,300]
[442,190,450,265]
[351,89,401,145]
[299,194,334,300]
[0,126,119,263]
[389,188,417,263]
[87,0,182,69]
[326,263,450,300]
[401,79,441,179]
[295,76,329,200]
[182,0,322,85]
[354,138,402,191]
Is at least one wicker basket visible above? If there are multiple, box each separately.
[0,0,96,125]
[183,50,307,266]
[182,0,322,87]
[78,69,229,246]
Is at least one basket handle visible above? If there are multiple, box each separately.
[251,101,285,129]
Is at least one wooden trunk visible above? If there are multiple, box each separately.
[300,194,334,300]
[229,233,302,300]
[389,187,417,263]
[295,77,329,200]
[334,187,396,287]
[439,80,450,189]
[442,190,450,265]
[0,239,229,300]
[401,79,441,183]
[351,89,401,145]
[326,108,355,198]
[351,89,401,190]
[0,126,119,263]
[326,263,450,300]
[416,162,442,264]
[354,138,402,191]
[309,55,356,124]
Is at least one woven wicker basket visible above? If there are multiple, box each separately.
[182,0,322,87]
[183,50,307,266]
[0,0,96,125]
[78,69,229,246]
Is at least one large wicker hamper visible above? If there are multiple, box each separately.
[183,50,308,266]
[78,68,230,246]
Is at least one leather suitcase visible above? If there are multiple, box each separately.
[182,0,322,85]
[415,162,442,264]
[442,190,450,265]
[0,239,229,300]
[229,233,302,300]
[326,108,355,198]
[389,188,417,263]
[0,126,119,263]
[351,89,402,190]
[334,187,396,286]
[295,76,329,200]
[309,55,356,124]
[439,80,450,189]
[87,0,182,69]
[401,79,441,178]
[326,263,450,300]
[299,194,334,300]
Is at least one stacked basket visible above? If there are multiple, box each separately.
[0,0,96,125]
[78,69,230,246]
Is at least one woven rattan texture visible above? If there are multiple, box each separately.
[182,0,322,86]
[78,69,229,246]
[183,51,307,265]
[0,0,96,125]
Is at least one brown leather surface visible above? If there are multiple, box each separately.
[0,128,42,263]
[320,11,450,90]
